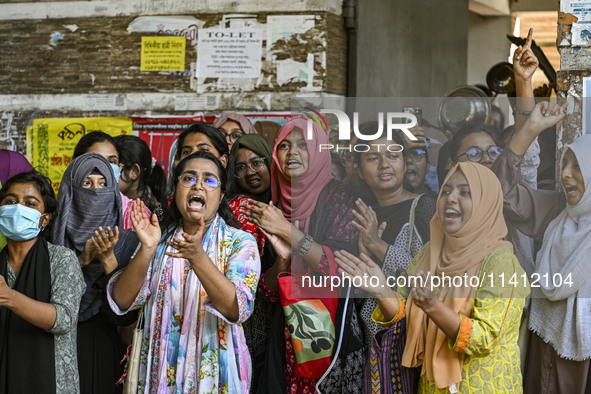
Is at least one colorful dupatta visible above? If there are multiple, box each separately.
[107,214,260,393]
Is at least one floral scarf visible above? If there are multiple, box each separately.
[108,214,260,393]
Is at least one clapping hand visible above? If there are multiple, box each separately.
[130,199,161,250]
[352,198,387,258]
[165,217,206,263]
[409,271,438,312]
[91,226,119,261]
[90,226,120,274]
[240,199,291,239]
[335,250,389,298]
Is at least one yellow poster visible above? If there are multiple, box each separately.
[27,117,132,193]
[140,36,186,71]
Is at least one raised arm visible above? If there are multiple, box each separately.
[492,101,567,239]
[513,27,537,131]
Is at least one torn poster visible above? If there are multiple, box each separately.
[276,53,315,87]
[572,22,591,46]
[266,15,315,56]
[127,16,205,41]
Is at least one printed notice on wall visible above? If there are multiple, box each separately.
[196,29,262,78]
[141,36,186,71]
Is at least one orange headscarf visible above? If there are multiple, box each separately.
[402,162,512,389]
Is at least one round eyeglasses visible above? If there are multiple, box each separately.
[454,146,502,163]
[223,130,244,144]
[178,173,220,191]
[234,158,266,178]
[407,148,427,163]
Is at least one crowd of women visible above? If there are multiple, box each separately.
[1,28,589,394]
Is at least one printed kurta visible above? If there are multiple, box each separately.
[107,215,260,393]
[375,245,529,394]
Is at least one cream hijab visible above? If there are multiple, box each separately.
[402,162,512,388]
[529,135,591,360]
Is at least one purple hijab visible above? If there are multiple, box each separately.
[0,150,34,185]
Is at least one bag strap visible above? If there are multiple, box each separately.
[135,306,145,330]
[325,183,341,207]
[407,194,424,255]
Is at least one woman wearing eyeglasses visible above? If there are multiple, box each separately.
[405,147,432,194]
[226,134,278,391]
[213,113,258,150]
[107,151,261,393]
[447,125,502,171]
[230,134,273,204]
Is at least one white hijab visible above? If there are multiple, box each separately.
[529,135,591,361]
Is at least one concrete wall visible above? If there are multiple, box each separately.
[0,1,348,152]
[511,0,558,12]
[467,12,512,86]
[355,0,470,97]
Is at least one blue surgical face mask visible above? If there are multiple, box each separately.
[110,163,121,183]
[0,204,45,241]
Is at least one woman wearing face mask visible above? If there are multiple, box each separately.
[241,115,365,394]
[73,131,152,231]
[0,171,85,393]
[73,131,122,180]
[107,151,260,393]
[53,153,140,394]
[337,162,529,393]
[492,101,591,394]
[0,150,35,251]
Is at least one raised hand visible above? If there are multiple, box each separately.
[523,101,567,135]
[165,217,206,263]
[400,126,426,150]
[335,250,390,298]
[130,199,161,250]
[513,28,539,82]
